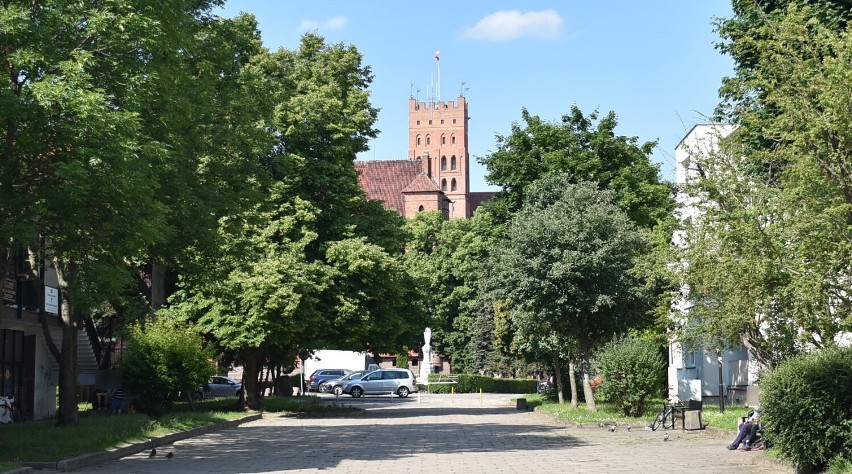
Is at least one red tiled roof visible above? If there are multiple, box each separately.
[354,160,424,213]
[401,173,441,193]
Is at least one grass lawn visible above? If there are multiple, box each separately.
[0,395,354,467]
[525,393,751,431]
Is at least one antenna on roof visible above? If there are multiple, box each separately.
[460,80,468,98]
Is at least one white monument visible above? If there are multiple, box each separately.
[420,327,432,383]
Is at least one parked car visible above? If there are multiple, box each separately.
[320,370,369,395]
[194,376,242,399]
[342,368,418,398]
[306,369,353,392]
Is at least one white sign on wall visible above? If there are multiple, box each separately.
[45,286,59,315]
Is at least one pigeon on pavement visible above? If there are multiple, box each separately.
[148,448,157,458]
[165,451,174,459]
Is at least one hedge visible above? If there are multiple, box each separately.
[760,346,852,472]
[425,374,536,394]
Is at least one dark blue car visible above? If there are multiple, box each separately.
[306,369,352,392]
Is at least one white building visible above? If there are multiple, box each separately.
[668,124,760,406]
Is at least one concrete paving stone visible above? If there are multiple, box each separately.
[43,393,792,474]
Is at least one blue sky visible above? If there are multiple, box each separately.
[217,1,734,192]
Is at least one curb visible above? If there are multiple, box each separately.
[17,413,262,472]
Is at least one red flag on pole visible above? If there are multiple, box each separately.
[434,50,440,61]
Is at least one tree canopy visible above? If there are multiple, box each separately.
[479,106,674,230]
[484,176,650,407]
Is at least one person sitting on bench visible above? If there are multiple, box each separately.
[727,407,761,451]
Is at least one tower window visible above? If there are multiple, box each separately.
[451,136,456,145]
[451,178,457,192]
[417,120,420,125]
[453,119,457,124]
[441,136,446,145]
[441,156,447,171]
[441,119,444,124]
[451,156,457,170]
[417,136,421,146]
[441,179,447,192]
[426,136,430,145]
[428,120,432,125]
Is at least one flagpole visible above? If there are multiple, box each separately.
[435,50,441,102]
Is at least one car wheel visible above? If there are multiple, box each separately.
[192,390,204,401]
[350,386,364,398]
[397,386,410,398]
[333,385,343,396]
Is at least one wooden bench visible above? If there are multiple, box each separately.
[672,399,704,430]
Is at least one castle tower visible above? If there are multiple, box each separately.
[408,96,470,218]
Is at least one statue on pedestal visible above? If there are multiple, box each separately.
[420,327,432,383]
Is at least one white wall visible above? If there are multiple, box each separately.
[303,350,373,376]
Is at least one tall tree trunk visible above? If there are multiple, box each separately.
[241,348,263,411]
[551,352,565,405]
[580,341,597,412]
[568,360,578,408]
[54,260,79,426]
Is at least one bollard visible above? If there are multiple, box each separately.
[451,386,455,404]
[480,388,483,404]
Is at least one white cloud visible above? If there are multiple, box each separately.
[298,15,347,32]
[463,10,563,42]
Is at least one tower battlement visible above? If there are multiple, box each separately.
[410,97,466,112]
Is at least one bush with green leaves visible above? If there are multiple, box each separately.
[760,346,852,472]
[119,318,216,415]
[425,374,536,393]
[593,334,664,417]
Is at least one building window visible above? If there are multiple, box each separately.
[416,120,420,125]
[683,351,696,369]
[453,119,456,124]
[451,136,456,144]
[428,120,432,125]
[416,136,421,146]
[441,119,444,124]
[441,136,446,145]
[426,136,430,145]
[441,179,447,191]
[451,178,457,191]
[441,156,447,171]
[451,156,457,170]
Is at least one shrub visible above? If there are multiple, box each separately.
[760,346,852,472]
[425,374,536,393]
[593,334,664,417]
[119,318,215,415]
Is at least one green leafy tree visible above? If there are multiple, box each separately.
[485,177,650,409]
[403,210,498,373]
[168,34,419,410]
[479,106,674,230]
[679,5,852,366]
[119,318,215,415]
[0,0,227,425]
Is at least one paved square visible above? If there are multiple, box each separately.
[71,394,791,473]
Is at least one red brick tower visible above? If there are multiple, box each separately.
[408,96,470,218]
